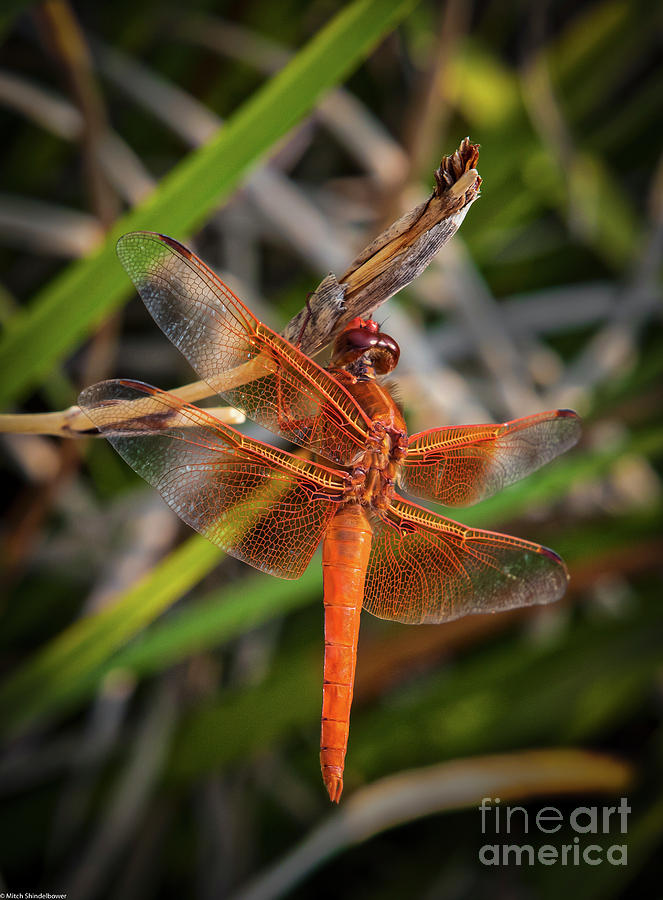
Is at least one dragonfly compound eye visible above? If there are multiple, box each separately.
[332,323,400,373]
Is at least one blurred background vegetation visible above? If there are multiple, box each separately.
[0,0,662,897]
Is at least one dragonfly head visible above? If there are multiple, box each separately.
[331,317,400,374]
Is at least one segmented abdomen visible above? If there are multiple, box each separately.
[320,503,372,803]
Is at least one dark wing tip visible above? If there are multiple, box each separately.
[558,409,582,451]
[116,231,192,259]
[78,378,156,408]
[537,544,570,579]
[116,378,157,393]
[152,233,194,258]
[77,380,124,430]
[78,378,116,409]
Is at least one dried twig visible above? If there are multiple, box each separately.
[0,139,480,438]
[0,400,244,437]
[36,0,119,227]
[284,138,481,353]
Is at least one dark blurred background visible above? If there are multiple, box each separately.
[0,1,662,898]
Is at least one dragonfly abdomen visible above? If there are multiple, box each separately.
[320,503,372,803]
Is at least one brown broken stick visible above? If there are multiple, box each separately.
[285,137,480,352]
[0,138,480,438]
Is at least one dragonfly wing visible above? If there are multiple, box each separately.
[402,410,580,506]
[116,232,372,465]
[363,497,569,624]
[78,380,346,579]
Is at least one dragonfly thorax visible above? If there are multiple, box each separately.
[327,364,409,511]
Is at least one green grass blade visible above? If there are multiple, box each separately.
[0,0,416,408]
[0,535,222,737]
[105,564,321,679]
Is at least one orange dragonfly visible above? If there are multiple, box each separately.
[79,232,581,802]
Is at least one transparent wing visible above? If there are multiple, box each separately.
[78,380,346,579]
[402,410,580,506]
[116,232,372,465]
[364,497,569,624]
